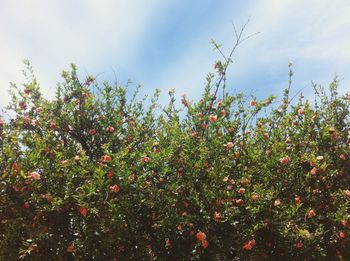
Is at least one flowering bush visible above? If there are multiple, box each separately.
[0,58,349,260]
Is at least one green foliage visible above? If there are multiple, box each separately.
[0,58,349,260]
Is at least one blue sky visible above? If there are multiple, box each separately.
[0,0,349,109]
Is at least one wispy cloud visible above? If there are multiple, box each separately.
[0,0,349,110]
[0,0,163,106]
[148,0,350,102]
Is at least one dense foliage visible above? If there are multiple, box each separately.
[0,58,349,260]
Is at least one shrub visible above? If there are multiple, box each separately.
[0,57,349,260]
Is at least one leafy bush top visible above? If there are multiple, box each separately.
[0,56,349,260]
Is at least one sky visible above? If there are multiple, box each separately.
[0,0,349,110]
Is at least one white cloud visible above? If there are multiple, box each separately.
[153,0,350,102]
[0,0,162,108]
[0,0,349,111]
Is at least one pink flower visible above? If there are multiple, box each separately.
[341,220,348,228]
[296,241,303,248]
[295,196,301,205]
[310,167,317,175]
[61,160,69,165]
[238,188,245,194]
[339,231,346,239]
[141,156,150,163]
[213,211,221,222]
[29,171,41,180]
[236,199,244,206]
[181,98,189,107]
[32,119,40,126]
[344,190,350,197]
[22,202,30,209]
[35,107,43,114]
[165,239,171,247]
[252,194,259,201]
[88,129,97,135]
[226,142,234,149]
[274,199,281,207]
[106,126,115,133]
[19,101,27,110]
[50,121,57,130]
[110,184,120,193]
[209,115,217,123]
[201,239,209,249]
[297,108,304,115]
[308,209,316,218]
[280,156,290,165]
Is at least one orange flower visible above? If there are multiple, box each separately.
[295,196,301,205]
[79,207,88,217]
[141,156,150,163]
[196,231,206,241]
[209,115,217,123]
[243,242,252,250]
[107,171,114,180]
[243,239,255,250]
[67,243,75,253]
[310,167,317,175]
[280,156,290,165]
[12,163,21,172]
[101,155,112,163]
[249,100,257,106]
